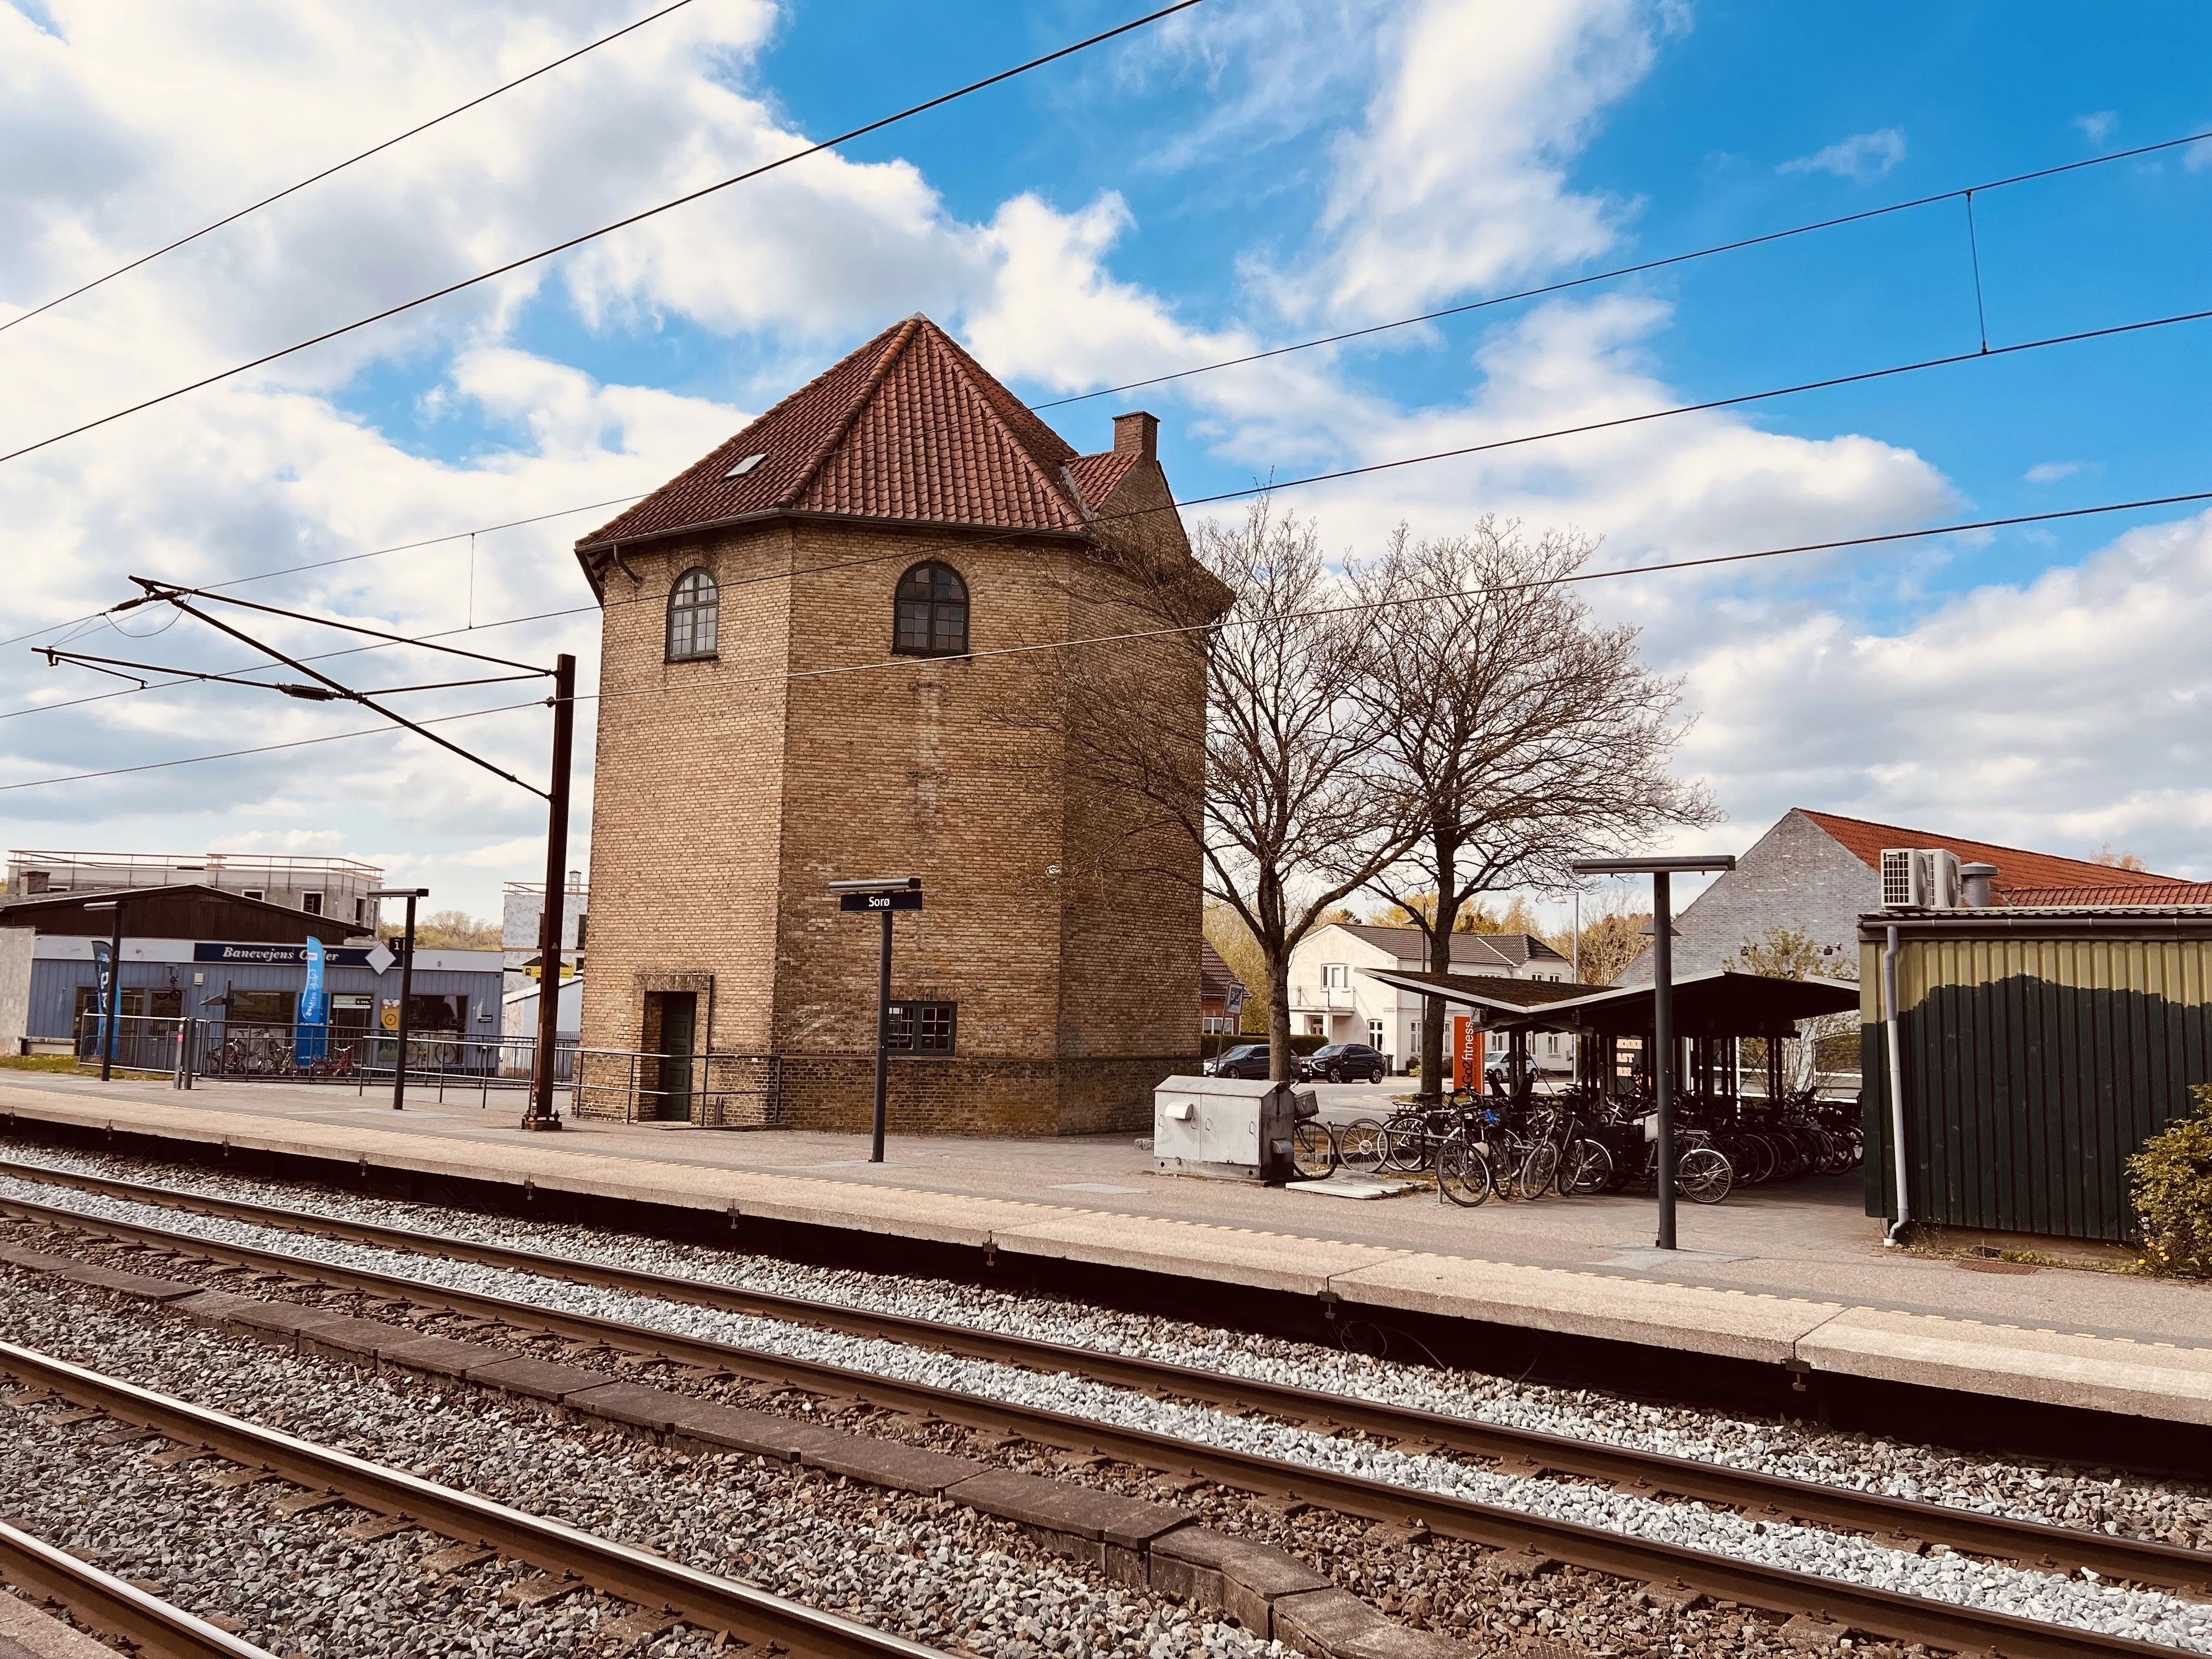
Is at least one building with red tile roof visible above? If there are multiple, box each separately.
[1614,808,2191,988]
[574,318,1224,1135]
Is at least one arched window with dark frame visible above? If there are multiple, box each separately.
[666,566,719,661]
[893,562,968,657]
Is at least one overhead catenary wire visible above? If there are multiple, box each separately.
[1033,121,2212,411]
[0,0,1203,471]
[13,117,2208,661]
[0,491,652,654]
[0,0,702,339]
[10,481,2212,796]
[11,286,2212,731]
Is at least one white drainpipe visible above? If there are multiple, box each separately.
[1882,922,1911,1246]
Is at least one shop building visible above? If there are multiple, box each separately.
[0,885,499,1058]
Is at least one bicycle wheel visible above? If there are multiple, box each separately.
[1336,1116,1389,1175]
[1520,1140,1561,1198]
[1291,1120,1337,1180]
[1437,1136,1492,1207]
[1562,1138,1613,1196]
[1378,1111,1432,1172]
[1675,1146,1734,1205]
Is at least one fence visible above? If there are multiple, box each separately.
[71,1013,195,1082]
[572,1048,780,1127]
[64,1014,777,1127]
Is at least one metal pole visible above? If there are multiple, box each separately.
[100,902,123,1082]
[870,906,893,1163]
[1571,890,1581,983]
[525,652,575,1131]
[1652,870,1675,1251]
[393,895,417,1111]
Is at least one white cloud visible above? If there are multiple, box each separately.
[1272,0,1672,323]
[1778,127,1905,181]
[2024,460,2082,483]
[2074,111,2119,144]
[1673,511,2212,877]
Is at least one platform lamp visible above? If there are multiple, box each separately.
[827,876,924,1164]
[1569,854,1737,1251]
[82,899,124,1082]
[366,889,429,1112]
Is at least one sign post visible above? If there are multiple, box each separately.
[1571,854,1736,1251]
[366,889,428,1112]
[828,878,924,1164]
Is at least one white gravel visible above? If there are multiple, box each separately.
[3,1156,2208,1652]
[0,1268,1292,1659]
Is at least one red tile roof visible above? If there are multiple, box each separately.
[1200,941,1243,1001]
[1064,450,1142,512]
[1795,809,2186,894]
[2001,882,2212,907]
[578,315,1105,553]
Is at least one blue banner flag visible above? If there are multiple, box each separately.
[297,936,327,1064]
[89,939,114,1057]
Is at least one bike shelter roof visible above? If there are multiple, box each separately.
[1356,966,1858,1039]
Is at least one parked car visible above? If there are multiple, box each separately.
[1301,1042,1390,1084]
[1209,1043,1272,1080]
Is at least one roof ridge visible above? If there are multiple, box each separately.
[775,315,924,512]
[893,324,1081,527]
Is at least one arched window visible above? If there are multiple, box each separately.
[666,567,718,661]
[894,562,969,657]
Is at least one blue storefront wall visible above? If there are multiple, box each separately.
[26,940,501,1040]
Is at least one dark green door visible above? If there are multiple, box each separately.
[656,993,696,1122]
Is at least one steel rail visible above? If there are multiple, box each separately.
[0,1187,2203,1658]
[0,1517,276,1659]
[2,1159,2205,1593]
[0,1340,945,1659]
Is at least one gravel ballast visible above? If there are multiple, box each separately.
[0,1268,1291,1659]
[3,1150,2210,1653]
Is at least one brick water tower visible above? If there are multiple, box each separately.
[572,316,1220,1133]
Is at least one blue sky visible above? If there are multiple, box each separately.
[4,0,2210,917]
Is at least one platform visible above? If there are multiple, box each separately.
[3,1070,2210,1435]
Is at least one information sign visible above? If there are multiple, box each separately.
[838,890,922,912]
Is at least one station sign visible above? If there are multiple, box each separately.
[839,891,922,913]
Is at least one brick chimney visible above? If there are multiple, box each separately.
[1113,411,1158,460]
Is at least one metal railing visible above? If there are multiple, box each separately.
[572,1047,779,1127]
[59,1015,778,1126]
[71,1013,195,1083]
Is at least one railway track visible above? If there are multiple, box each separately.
[0,1337,949,1659]
[0,1515,274,1659]
[1,1162,2207,1659]
[0,1159,2194,1601]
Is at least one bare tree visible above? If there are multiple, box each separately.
[1057,497,1408,1081]
[1350,520,1717,1098]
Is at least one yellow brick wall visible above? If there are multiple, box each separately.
[581,507,1204,1135]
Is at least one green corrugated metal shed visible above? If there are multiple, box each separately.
[1859,907,2212,1243]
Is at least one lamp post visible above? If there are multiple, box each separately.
[366,889,428,1111]
[1570,854,1736,1251]
[83,899,122,1081]
[827,877,923,1164]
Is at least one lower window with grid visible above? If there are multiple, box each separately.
[887,1001,957,1054]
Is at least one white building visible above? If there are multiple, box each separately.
[1286,923,1575,1071]
[501,876,588,997]
[4,849,383,929]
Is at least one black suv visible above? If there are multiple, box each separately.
[1208,1043,1271,1079]
[1301,1042,1390,1084]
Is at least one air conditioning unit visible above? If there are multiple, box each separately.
[1881,848,1961,909]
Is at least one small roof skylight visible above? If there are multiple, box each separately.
[724,452,767,478]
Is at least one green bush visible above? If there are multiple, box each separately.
[2131,1083,2212,1277]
